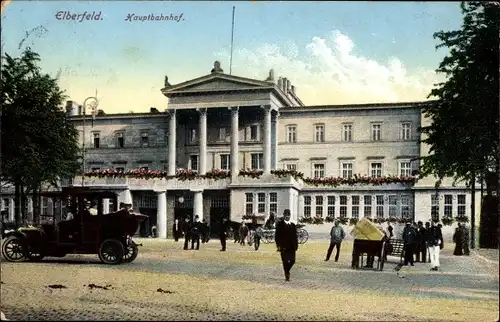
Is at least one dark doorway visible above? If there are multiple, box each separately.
[480,195,499,249]
[138,208,156,237]
[175,208,194,222]
[210,207,230,237]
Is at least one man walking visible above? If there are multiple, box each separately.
[402,221,417,266]
[219,216,230,251]
[325,220,345,262]
[461,223,470,255]
[239,221,249,246]
[182,217,191,250]
[173,218,181,242]
[426,220,444,271]
[275,209,298,281]
[190,215,202,250]
[201,219,210,243]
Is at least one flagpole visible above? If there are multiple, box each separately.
[229,6,235,75]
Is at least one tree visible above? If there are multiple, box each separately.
[1,48,81,225]
[420,2,499,185]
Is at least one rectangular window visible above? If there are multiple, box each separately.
[388,195,398,218]
[91,167,101,171]
[245,193,254,215]
[92,132,100,148]
[304,196,312,217]
[342,124,352,142]
[399,161,412,177]
[341,162,353,179]
[115,167,125,172]
[218,128,228,142]
[269,193,278,215]
[257,193,266,213]
[141,131,149,147]
[285,163,297,171]
[220,154,230,170]
[327,196,335,218]
[287,125,297,143]
[190,155,199,171]
[376,195,384,219]
[250,125,259,141]
[457,194,466,216]
[351,195,360,219]
[401,122,411,141]
[314,124,325,142]
[363,196,372,218]
[444,194,453,218]
[116,132,124,148]
[401,195,411,219]
[251,153,263,170]
[339,195,348,218]
[188,128,197,143]
[315,196,324,217]
[431,194,439,222]
[370,162,383,178]
[371,124,381,141]
[313,163,325,178]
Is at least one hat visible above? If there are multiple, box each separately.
[283,209,291,216]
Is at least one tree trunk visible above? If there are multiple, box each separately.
[14,183,21,227]
[32,184,40,225]
[470,172,476,250]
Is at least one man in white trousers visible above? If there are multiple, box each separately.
[425,220,444,271]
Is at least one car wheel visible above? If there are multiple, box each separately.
[1,236,27,262]
[98,239,124,265]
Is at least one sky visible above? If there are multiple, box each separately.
[1,1,464,113]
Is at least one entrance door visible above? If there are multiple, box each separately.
[138,208,156,237]
[175,208,194,222]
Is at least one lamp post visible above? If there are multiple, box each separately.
[81,96,99,187]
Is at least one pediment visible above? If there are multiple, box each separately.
[163,74,273,94]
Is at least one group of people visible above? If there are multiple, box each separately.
[171,216,210,250]
[401,220,468,271]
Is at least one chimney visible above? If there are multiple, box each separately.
[277,77,284,90]
[265,69,275,82]
[282,77,288,93]
[65,101,76,116]
[78,105,83,116]
[150,107,159,113]
[291,85,296,95]
[286,79,292,93]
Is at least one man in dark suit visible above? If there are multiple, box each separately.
[219,216,230,251]
[275,209,298,282]
[190,215,202,250]
[402,221,417,266]
[415,221,427,262]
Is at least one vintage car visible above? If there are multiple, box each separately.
[1,187,147,265]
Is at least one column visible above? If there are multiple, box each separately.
[9,198,14,222]
[230,106,239,179]
[193,190,204,221]
[197,108,207,175]
[156,191,167,239]
[262,105,272,174]
[271,110,279,170]
[168,109,177,176]
[102,198,110,214]
[118,189,133,208]
[0,198,4,211]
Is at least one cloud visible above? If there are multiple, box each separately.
[215,30,443,105]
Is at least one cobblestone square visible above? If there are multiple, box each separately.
[1,239,498,321]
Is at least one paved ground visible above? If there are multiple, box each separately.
[1,238,498,321]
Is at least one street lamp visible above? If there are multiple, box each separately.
[81,96,99,186]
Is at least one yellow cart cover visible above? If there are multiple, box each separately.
[350,218,384,241]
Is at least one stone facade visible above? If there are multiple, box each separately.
[0,63,477,242]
